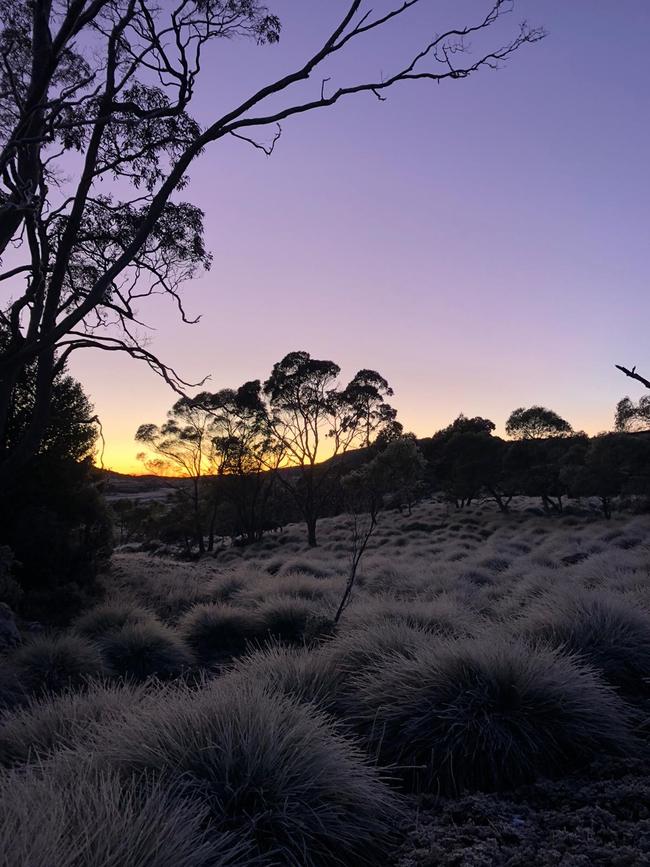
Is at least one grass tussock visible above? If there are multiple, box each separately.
[519,590,650,695]
[10,634,107,695]
[348,637,633,794]
[257,595,333,645]
[73,602,155,641]
[98,621,193,681]
[92,680,402,866]
[226,643,342,708]
[0,680,149,768]
[0,762,245,867]
[177,603,266,664]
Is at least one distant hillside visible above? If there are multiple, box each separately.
[98,469,185,502]
[97,446,372,503]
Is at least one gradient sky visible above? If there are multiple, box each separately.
[67,1,650,474]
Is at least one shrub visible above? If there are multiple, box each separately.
[348,637,632,794]
[99,622,193,681]
[11,634,106,695]
[520,591,650,695]
[0,680,149,768]
[257,595,333,645]
[73,602,155,641]
[178,603,266,664]
[92,680,401,866]
[0,762,245,867]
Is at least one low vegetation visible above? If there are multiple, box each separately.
[1,498,650,864]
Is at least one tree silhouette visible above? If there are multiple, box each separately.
[206,381,277,546]
[136,394,217,553]
[506,406,573,440]
[615,396,650,433]
[263,351,396,546]
[0,1,543,482]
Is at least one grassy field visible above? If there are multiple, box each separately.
[1,498,649,865]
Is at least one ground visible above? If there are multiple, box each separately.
[1,497,649,866]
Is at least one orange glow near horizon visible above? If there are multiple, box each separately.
[98,411,613,476]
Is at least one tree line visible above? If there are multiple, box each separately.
[131,373,650,558]
[134,351,402,550]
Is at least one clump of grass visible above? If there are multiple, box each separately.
[0,680,150,768]
[278,558,333,578]
[73,602,155,641]
[226,643,342,708]
[257,595,333,645]
[0,761,245,867]
[10,634,106,695]
[519,590,650,695]
[99,622,193,681]
[324,620,435,681]
[206,574,249,604]
[345,595,475,638]
[93,680,402,866]
[177,603,266,664]
[348,637,632,794]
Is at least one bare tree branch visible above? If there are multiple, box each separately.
[615,364,650,391]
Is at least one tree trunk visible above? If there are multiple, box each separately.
[306,514,318,547]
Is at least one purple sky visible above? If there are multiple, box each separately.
[69,1,650,473]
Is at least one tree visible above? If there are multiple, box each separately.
[506,406,573,440]
[263,351,396,545]
[0,1,543,483]
[0,364,109,622]
[338,370,397,448]
[505,434,586,513]
[135,393,217,553]
[206,381,278,546]
[615,396,650,433]
[442,432,511,511]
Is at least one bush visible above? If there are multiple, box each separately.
[93,680,402,866]
[348,637,632,794]
[0,762,245,867]
[73,602,155,641]
[11,634,106,695]
[0,680,149,768]
[98,622,193,681]
[257,595,333,645]
[519,591,650,696]
[177,603,266,664]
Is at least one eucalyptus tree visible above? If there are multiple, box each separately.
[136,393,217,552]
[0,0,542,484]
[263,350,398,545]
[506,406,573,440]
[207,381,277,545]
[615,396,650,433]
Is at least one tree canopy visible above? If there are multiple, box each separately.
[506,406,573,440]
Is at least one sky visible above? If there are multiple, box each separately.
[67,1,650,474]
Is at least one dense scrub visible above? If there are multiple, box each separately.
[1,498,649,865]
